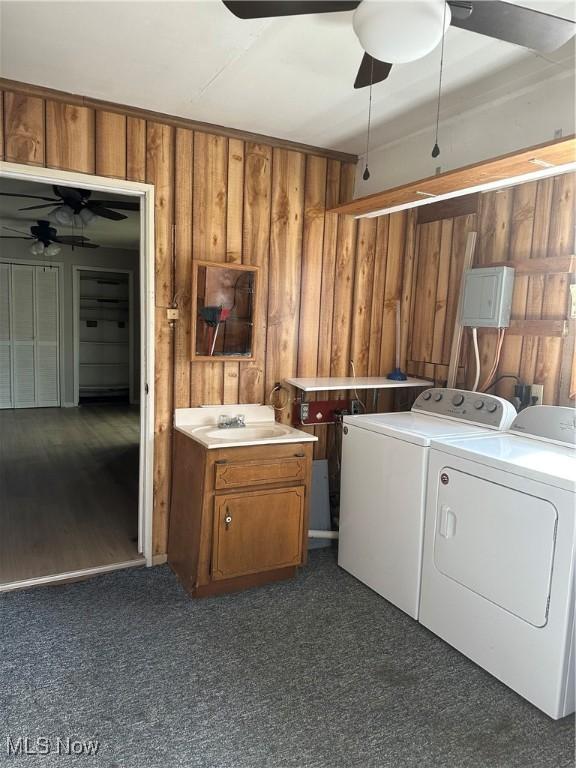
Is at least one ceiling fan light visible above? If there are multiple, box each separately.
[352,0,451,64]
[79,207,95,225]
[45,243,61,257]
[30,241,45,256]
[55,205,74,225]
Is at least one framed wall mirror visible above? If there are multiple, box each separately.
[191,260,258,361]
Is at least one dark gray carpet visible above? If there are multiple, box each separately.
[0,550,573,768]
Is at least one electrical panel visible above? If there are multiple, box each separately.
[461,266,515,328]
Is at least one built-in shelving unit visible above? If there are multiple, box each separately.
[78,271,131,401]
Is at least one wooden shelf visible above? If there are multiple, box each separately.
[482,320,570,337]
[284,376,432,392]
[477,255,575,275]
[329,136,576,218]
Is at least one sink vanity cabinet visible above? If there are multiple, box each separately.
[168,411,315,598]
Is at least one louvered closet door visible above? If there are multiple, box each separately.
[11,265,36,408]
[0,264,12,408]
[35,267,60,406]
[1,264,61,409]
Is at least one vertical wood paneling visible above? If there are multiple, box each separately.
[223,138,245,404]
[297,155,327,377]
[173,127,194,409]
[239,143,272,405]
[266,149,305,423]
[367,216,389,377]
[350,218,377,374]
[190,132,228,406]
[3,92,44,164]
[537,174,574,403]
[330,163,357,378]
[45,102,95,173]
[95,111,127,178]
[13,83,573,557]
[126,117,146,182]
[146,121,174,556]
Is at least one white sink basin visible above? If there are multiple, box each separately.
[203,425,293,441]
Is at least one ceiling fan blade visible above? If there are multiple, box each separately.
[222,1,359,19]
[449,1,575,53]
[0,192,57,202]
[0,236,33,240]
[18,203,57,212]
[354,53,393,89]
[88,204,127,221]
[91,200,139,211]
[1,225,32,237]
[53,235,93,244]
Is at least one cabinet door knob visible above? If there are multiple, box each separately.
[224,512,232,529]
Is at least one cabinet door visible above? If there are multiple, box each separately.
[212,487,305,580]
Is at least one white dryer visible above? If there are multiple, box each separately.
[419,406,576,719]
[338,388,516,619]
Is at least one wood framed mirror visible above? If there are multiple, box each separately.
[191,261,258,361]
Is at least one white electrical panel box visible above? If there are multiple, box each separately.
[461,266,515,328]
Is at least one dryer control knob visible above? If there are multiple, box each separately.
[486,402,498,413]
[474,399,484,410]
[421,391,432,400]
[434,393,443,402]
[452,394,465,406]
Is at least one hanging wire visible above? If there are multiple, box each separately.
[362,57,374,181]
[432,1,448,159]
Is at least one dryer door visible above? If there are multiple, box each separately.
[433,467,557,627]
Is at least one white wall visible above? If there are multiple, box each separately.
[354,69,576,196]
[0,240,139,405]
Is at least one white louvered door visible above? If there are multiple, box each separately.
[1,263,60,409]
[0,264,12,408]
[35,267,60,406]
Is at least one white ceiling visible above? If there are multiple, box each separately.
[0,178,140,249]
[0,1,574,156]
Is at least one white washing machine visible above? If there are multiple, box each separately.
[419,405,576,719]
[338,388,516,619]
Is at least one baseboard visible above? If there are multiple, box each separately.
[62,402,77,408]
[152,553,167,566]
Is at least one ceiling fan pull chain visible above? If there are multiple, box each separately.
[432,0,448,159]
[362,57,374,181]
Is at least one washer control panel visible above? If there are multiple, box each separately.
[412,388,516,429]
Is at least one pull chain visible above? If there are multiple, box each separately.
[432,1,448,159]
[363,57,374,181]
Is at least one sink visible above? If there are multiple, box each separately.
[202,425,293,441]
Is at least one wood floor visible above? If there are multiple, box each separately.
[0,404,142,586]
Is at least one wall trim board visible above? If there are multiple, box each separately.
[0,79,358,164]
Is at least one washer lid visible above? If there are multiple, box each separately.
[430,432,576,492]
[342,412,491,447]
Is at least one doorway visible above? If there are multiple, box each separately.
[0,161,155,589]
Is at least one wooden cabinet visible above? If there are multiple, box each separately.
[168,434,313,598]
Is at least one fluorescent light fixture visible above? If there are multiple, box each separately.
[359,161,576,219]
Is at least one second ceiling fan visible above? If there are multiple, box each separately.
[222,1,575,88]
[0,185,139,225]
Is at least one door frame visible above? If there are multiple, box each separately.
[72,265,135,406]
[0,161,155,570]
[0,256,65,409]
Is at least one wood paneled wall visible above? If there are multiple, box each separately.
[403,178,576,405]
[2,82,573,555]
[1,84,411,556]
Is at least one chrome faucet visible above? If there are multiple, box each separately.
[218,414,246,429]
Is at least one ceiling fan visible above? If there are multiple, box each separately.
[222,1,576,88]
[0,220,99,256]
[0,185,138,225]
